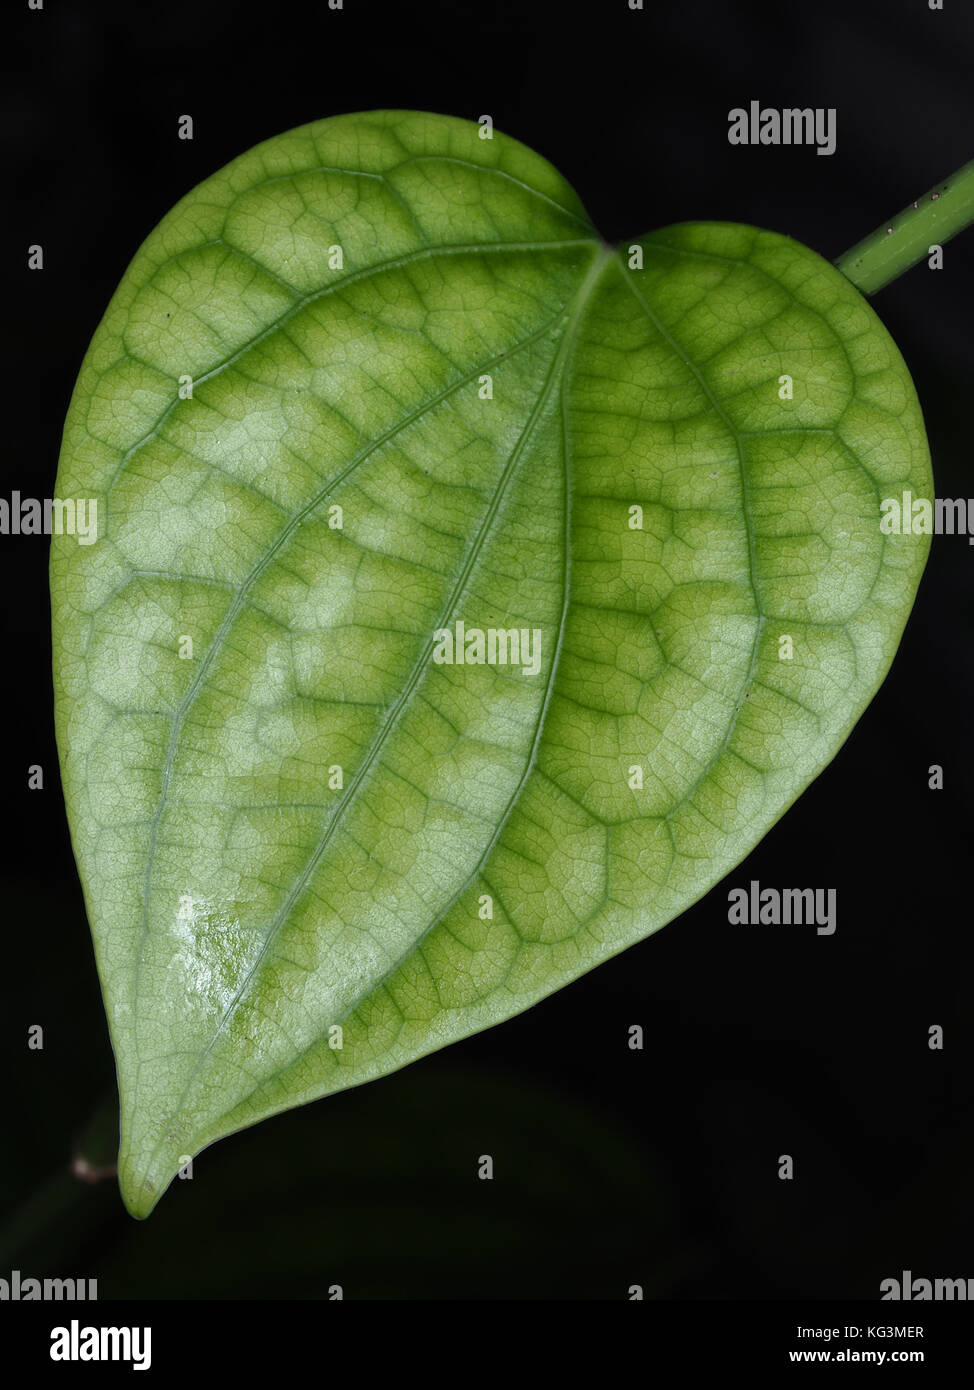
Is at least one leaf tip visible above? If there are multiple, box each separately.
[118,1150,174,1220]
[120,1174,159,1221]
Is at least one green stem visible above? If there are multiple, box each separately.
[835,158,974,294]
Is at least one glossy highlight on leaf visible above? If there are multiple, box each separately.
[50,111,932,1217]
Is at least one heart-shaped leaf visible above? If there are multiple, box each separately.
[51,111,931,1216]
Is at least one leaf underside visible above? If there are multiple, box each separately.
[51,111,931,1216]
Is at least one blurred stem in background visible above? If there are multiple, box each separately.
[0,1091,117,1267]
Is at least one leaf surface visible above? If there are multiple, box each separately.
[51,111,931,1216]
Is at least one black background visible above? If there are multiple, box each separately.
[1,0,972,1300]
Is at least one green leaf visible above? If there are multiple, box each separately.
[51,111,932,1218]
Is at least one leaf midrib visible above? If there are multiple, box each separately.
[128,308,567,1026]
[128,243,611,1175]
